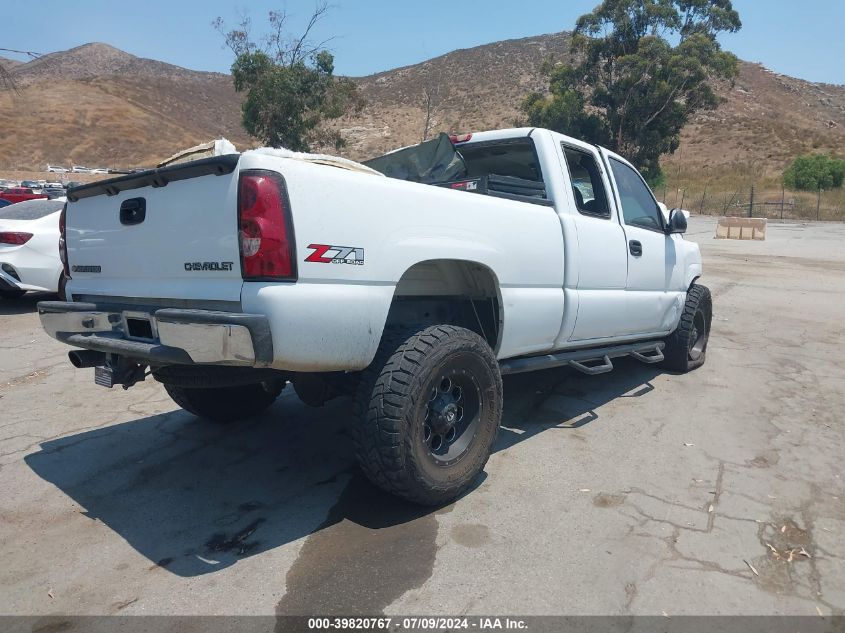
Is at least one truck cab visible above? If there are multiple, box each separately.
[414,128,701,350]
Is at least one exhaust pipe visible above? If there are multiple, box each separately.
[68,350,107,369]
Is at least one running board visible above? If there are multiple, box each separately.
[499,341,665,376]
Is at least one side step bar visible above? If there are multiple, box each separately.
[499,341,665,376]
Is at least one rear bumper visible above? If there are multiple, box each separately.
[0,251,61,293]
[37,301,273,367]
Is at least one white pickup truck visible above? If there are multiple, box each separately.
[39,127,711,505]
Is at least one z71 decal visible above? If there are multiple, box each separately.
[305,244,365,266]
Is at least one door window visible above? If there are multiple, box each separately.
[561,145,610,218]
[609,158,664,231]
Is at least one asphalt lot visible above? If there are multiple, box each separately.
[1,216,843,617]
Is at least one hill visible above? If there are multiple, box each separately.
[337,33,845,190]
[0,43,251,170]
[0,57,24,69]
[2,35,844,190]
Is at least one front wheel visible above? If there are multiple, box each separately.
[662,283,712,372]
[163,381,284,423]
[354,325,503,506]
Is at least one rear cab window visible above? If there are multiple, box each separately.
[454,137,548,204]
[364,133,550,206]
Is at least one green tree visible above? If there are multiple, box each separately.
[783,154,845,191]
[214,3,359,152]
[522,0,741,183]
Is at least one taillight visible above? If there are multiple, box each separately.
[0,232,33,245]
[59,203,70,278]
[449,133,473,144]
[237,171,296,280]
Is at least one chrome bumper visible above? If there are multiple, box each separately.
[37,301,274,367]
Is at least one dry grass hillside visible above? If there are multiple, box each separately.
[1,43,251,170]
[2,35,844,202]
[1,57,24,69]
[335,33,574,158]
[337,33,845,190]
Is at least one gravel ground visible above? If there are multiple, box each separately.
[0,216,843,618]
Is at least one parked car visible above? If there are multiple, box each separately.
[20,180,42,190]
[47,165,69,173]
[71,166,93,174]
[0,187,48,204]
[39,127,710,505]
[0,199,66,299]
[63,181,85,190]
[42,187,67,200]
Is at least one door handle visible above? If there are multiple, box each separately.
[629,240,642,256]
[120,198,146,226]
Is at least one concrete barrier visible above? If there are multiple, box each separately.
[715,217,767,240]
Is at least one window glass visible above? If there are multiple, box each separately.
[462,139,543,183]
[561,145,610,217]
[609,158,663,230]
[0,199,64,220]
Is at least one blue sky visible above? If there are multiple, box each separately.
[3,0,843,84]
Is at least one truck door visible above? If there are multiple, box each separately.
[558,141,629,342]
[602,151,684,335]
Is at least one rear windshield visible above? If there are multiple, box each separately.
[460,139,543,183]
[0,199,64,220]
[448,138,548,203]
[364,135,548,205]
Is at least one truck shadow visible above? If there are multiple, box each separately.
[497,357,662,451]
[24,359,661,578]
[0,291,54,315]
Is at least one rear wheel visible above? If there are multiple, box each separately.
[0,288,25,300]
[662,283,712,372]
[163,381,284,423]
[353,325,502,505]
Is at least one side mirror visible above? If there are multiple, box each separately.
[667,208,687,234]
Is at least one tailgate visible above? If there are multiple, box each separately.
[65,156,243,303]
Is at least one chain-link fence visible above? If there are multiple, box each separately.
[658,186,845,221]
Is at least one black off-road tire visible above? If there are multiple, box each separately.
[353,325,503,506]
[0,288,25,300]
[662,283,712,372]
[163,381,283,423]
[153,365,285,389]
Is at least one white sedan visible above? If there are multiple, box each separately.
[0,199,67,300]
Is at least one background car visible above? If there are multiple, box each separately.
[19,180,42,190]
[0,187,48,204]
[41,187,67,200]
[0,199,66,300]
[0,199,12,209]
